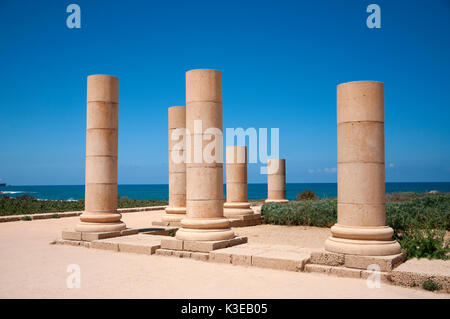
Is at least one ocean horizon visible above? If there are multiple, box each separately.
[1,182,449,201]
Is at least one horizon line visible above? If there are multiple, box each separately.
[3,181,450,187]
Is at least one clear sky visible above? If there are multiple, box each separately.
[0,0,449,185]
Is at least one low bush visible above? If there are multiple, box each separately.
[386,192,424,202]
[262,199,337,228]
[296,190,319,201]
[396,226,449,260]
[422,279,442,291]
[0,194,167,216]
[168,229,177,237]
[386,195,450,231]
[117,196,167,208]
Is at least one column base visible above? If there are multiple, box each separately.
[176,227,235,241]
[176,216,235,241]
[75,221,126,233]
[223,202,254,217]
[325,236,401,256]
[265,199,289,203]
[162,207,186,222]
[325,224,401,256]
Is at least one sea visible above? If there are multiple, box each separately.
[1,183,449,201]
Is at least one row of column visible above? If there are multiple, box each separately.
[76,72,399,256]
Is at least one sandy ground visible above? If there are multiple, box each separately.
[0,210,447,299]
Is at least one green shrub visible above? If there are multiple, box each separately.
[21,215,32,221]
[386,194,450,231]
[117,197,167,209]
[396,226,449,260]
[386,192,423,202]
[296,190,319,201]
[261,199,337,227]
[168,229,176,237]
[52,213,60,219]
[422,279,441,291]
[0,196,84,216]
[0,195,167,216]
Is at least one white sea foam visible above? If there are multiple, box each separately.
[1,191,25,194]
[1,192,37,196]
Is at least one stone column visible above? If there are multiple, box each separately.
[265,159,288,203]
[76,75,126,233]
[224,146,253,216]
[324,81,401,256]
[163,106,187,222]
[176,69,234,241]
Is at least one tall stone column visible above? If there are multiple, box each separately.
[176,69,234,241]
[325,81,400,256]
[265,159,288,203]
[163,106,187,222]
[76,75,126,233]
[224,146,253,216]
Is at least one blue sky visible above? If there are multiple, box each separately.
[0,0,449,185]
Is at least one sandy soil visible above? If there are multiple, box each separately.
[0,210,447,299]
[237,224,330,247]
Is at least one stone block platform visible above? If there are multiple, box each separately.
[391,258,450,292]
[62,228,139,242]
[160,236,248,253]
[55,233,169,254]
[209,244,310,271]
[228,213,262,227]
[303,249,407,283]
[309,249,407,272]
[58,227,177,245]
[88,234,167,254]
[155,236,248,261]
[155,249,210,261]
[208,245,409,283]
